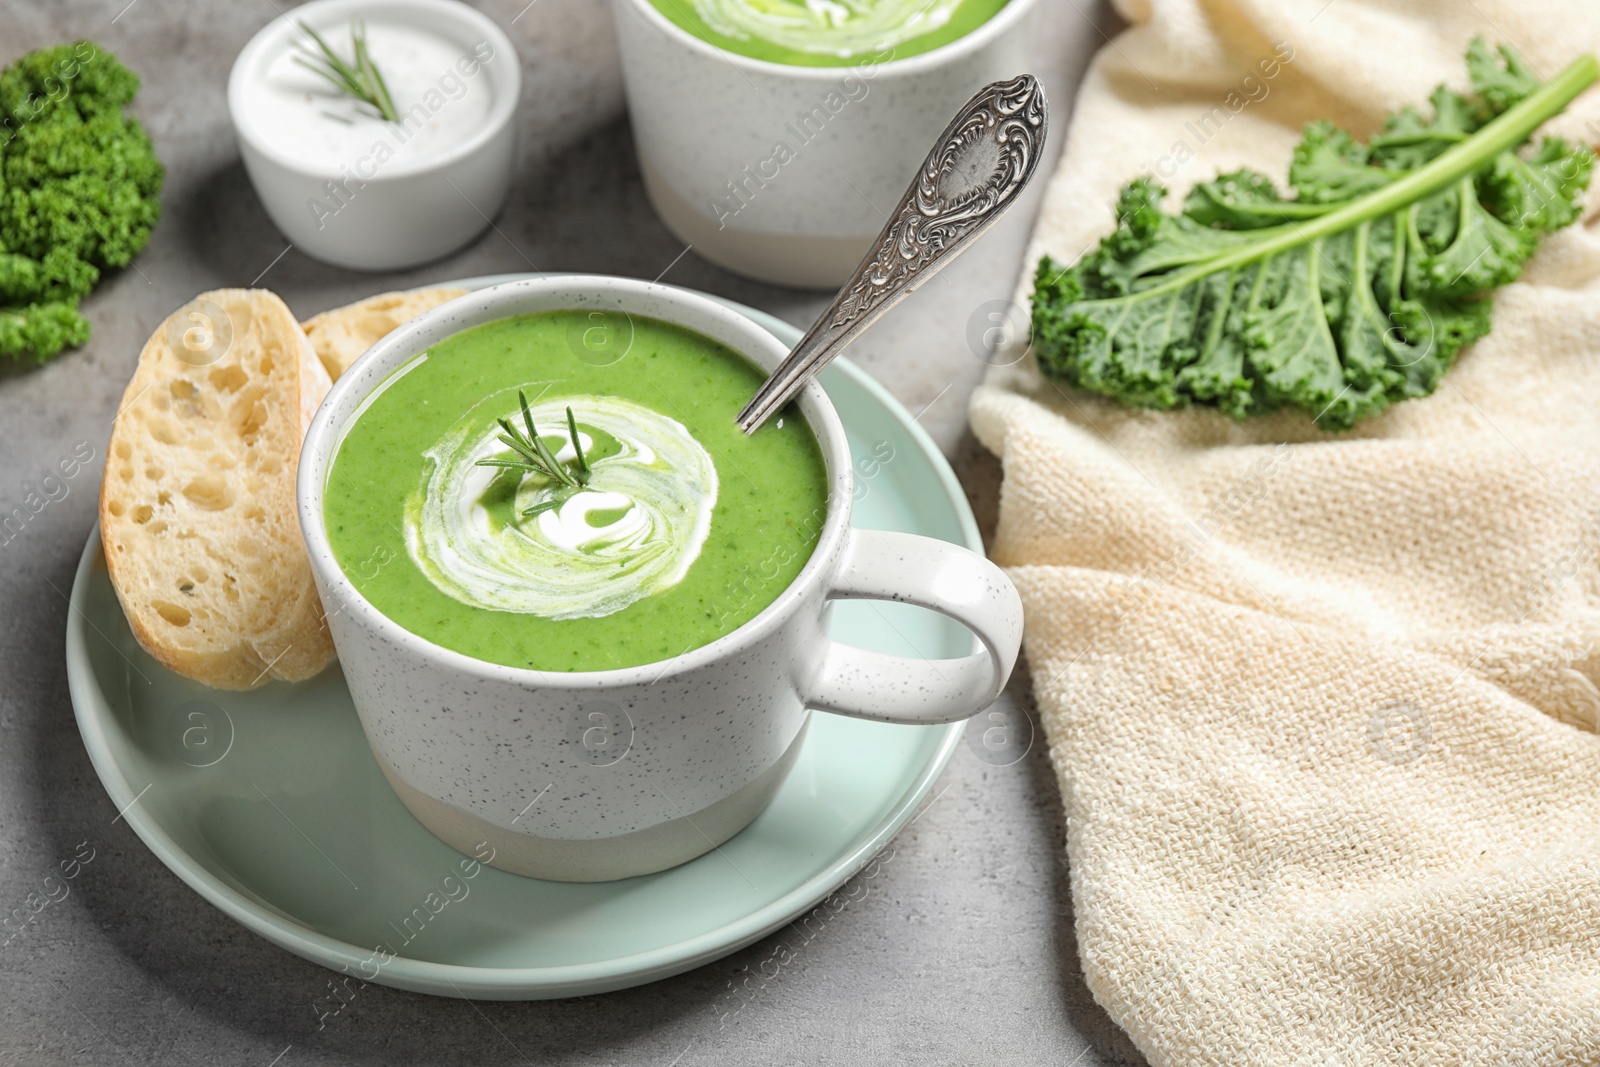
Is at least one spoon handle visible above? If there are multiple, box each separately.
[736,74,1049,435]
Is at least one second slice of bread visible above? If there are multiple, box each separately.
[101,289,336,689]
[302,287,467,381]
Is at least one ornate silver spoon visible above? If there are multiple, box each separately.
[736,73,1049,435]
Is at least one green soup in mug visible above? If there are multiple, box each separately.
[324,311,828,672]
[648,0,1012,67]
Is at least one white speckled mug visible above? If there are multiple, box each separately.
[298,276,1022,881]
[610,0,1041,288]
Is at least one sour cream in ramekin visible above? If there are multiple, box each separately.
[228,0,519,271]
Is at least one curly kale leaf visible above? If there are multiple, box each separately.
[0,303,90,362]
[1031,40,1596,430]
[0,42,163,363]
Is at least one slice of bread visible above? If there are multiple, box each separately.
[101,289,336,690]
[301,287,467,381]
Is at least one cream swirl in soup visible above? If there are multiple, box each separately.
[405,394,718,621]
[690,0,970,57]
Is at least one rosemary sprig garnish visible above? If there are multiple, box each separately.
[294,19,400,123]
[476,395,593,517]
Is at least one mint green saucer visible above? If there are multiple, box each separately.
[65,281,977,999]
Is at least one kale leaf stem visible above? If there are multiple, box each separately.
[1109,52,1598,305]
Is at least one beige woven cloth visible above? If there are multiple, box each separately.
[969,2,1600,1064]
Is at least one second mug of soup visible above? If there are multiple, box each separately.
[610,0,1041,288]
[298,276,1023,881]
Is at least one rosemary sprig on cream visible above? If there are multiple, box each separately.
[294,19,400,123]
[476,394,594,516]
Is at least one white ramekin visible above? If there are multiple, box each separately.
[228,0,519,271]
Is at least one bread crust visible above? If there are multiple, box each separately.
[100,289,335,690]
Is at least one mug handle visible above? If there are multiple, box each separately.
[805,529,1024,725]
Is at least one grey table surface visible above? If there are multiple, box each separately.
[0,2,1148,1064]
